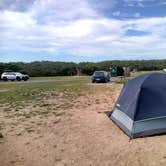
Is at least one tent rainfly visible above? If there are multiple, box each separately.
[111,73,166,138]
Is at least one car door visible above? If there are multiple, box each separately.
[8,72,16,80]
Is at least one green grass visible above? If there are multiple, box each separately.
[115,70,164,84]
[0,77,90,106]
[131,70,163,77]
[30,76,90,81]
[116,78,131,84]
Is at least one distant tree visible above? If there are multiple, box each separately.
[0,59,166,77]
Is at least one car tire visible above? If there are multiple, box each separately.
[24,76,29,81]
[23,78,28,81]
[16,77,21,81]
[3,77,8,81]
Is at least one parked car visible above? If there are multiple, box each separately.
[92,71,110,83]
[1,72,29,81]
[163,69,166,73]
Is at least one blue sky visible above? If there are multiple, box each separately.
[0,0,166,62]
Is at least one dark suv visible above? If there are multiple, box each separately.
[92,71,110,83]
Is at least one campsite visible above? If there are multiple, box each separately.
[1,0,166,165]
[1,72,166,166]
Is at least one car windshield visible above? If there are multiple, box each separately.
[15,72,23,76]
[94,72,105,77]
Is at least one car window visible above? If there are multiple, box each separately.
[5,72,15,75]
[94,72,104,76]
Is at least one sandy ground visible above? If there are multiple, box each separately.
[1,83,166,166]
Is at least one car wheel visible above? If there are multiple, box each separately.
[3,77,8,81]
[23,78,28,81]
[16,77,21,81]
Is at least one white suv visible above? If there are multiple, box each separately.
[1,72,29,81]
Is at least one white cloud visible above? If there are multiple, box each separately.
[134,13,141,18]
[112,11,120,16]
[0,10,35,28]
[31,0,98,23]
[0,0,166,60]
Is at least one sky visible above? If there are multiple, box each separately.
[0,0,166,62]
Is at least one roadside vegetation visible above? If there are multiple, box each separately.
[130,70,163,77]
[0,59,166,77]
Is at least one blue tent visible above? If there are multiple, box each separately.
[111,73,166,138]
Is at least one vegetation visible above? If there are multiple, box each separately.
[0,59,166,77]
[0,78,89,106]
[130,70,163,77]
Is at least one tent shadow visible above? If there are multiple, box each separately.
[104,111,112,118]
[146,132,166,138]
